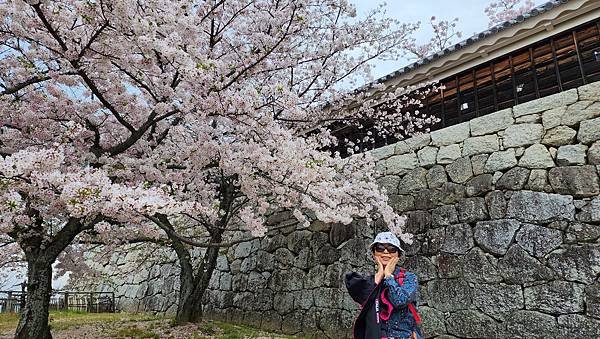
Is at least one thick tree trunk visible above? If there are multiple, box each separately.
[175,274,204,324]
[173,232,223,325]
[11,217,86,339]
[14,258,53,339]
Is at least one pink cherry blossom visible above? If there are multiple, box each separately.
[485,0,535,27]
[0,0,432,333]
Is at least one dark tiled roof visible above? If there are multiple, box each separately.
[364,0,571,90]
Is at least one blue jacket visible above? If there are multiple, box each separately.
[345,267,422,339]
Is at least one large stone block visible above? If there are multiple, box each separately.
[404,210,432,234]
[515,223,562,257]
[485,190,507,219]
[541,125,576,146]
[431,121,470,146]
[578,116,600,144]
[513,88,578,117]
[394,133,431,154]
[518,143,555,168]
[247,271,269,291]
[431,205,459,227]
[462,135,499,157]
[426,165,448,189]
[414,188,436,210]
[234,241,254,259]
[418,307,447,338]
[385,153,418,175]
[438,182,466,205]
[558,314,600,338]
[547,244,600,284]
[465,174,493,197]
[216,256,230,272]
[461,248,503,284]
[470,108,514,136]
[578,80,600,100]
[471,154,488,175]
[495,167,530,190]
[446,310,500,339]
[484,149,517,172]
[457,197,488,223]
[417,146,438,167]
[504,310,559,339]
[437,144,462,164]
[506,191,575,223]
[446,157,473,184]
[423,227,446,255]
[565,222,600,243]
[442,223,474,254]
[542,106,567,130]
[515,112,541,124]
[526,169,549,192]
[503,124,544,148]
[524,281,585,314]
[280,310,304,333]
[577,196,600,223]
[389,194,415,213]
[376,175,400,195]
[426,279,472,312]
[472,283,524,321]
[589,141,600,165]
[316,244,340,265]
[338,238,370,267]
[561,100,600,126]
[260,310,283,332]
[404,255,437,282]
[255,251,276,271]
[474,219,521,255]
[585,283,600,318]
[329,222,356,247]
[286,231,312,254]
[548,165,600,197]
[556,144,587,165]
[435,253,463,279]
[398,167,428,194]
[370,143,395,160]
[498,245,554,283]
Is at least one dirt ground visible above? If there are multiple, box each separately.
[0,312,303,339]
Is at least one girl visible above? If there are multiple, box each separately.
[345,232,422,339]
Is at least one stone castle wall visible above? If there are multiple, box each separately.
[105,81,600,338]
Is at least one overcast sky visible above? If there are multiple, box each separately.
[351,0,549,80]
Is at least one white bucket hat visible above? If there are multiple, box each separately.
[370,231,404,252]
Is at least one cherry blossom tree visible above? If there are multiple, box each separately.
[0,149,179,338]
[485,0,535,27]
[0,0,437,337]
[406,16,463,60]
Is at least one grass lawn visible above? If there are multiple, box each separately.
[0,311,306,338]
[0,313,18,333]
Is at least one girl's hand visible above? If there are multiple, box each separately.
[374,256,385,284]
[384,257,399,278]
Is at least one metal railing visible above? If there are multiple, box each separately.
[0,290,115,313]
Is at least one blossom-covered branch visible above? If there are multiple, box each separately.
[485,0,535,27]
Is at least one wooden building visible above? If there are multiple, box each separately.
[335,0,600,154]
